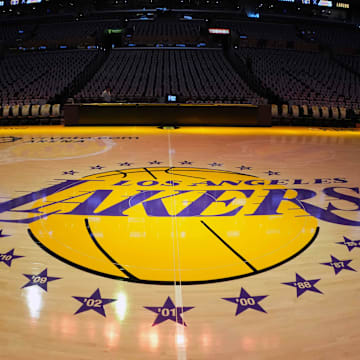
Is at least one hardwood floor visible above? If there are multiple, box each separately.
[0,125,359,359]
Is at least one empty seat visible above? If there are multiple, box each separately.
[51,104,61,118]
[2,105,10,118]
[281,104,289,118]
[21,104,31,117]
[10,104,20,118]
[40,104,51,118]
[291,105,299,118]
[331,106,339,119]
[339,107,347,120]
[301,105,309,116]
[30,104,40,118]
[271,104,278,117]
[312,106,320,119]
[321,106,329,119]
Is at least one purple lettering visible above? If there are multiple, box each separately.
[67,190,113,215]
[333,178,347,183]
[137,181,159,186]
[247,189,301,216]
[98,190,164,216]
[114,180,130,186]
[0,180,88,223]
[293,187,360,227]
[161,181,181,186]
[188,181,217,186]
[178,190,254,217]
[216,180,243,186]
[270,179,289,185]
[293,179,310,185]
[244,180,266,186]
[314,178,332,184]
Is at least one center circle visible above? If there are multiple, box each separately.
[29,167,318,284]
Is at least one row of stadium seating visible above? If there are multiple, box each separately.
[298,24,360,51]
[23,20,122,48]
[127,20,204,45]
[1,102,357,126]
[271,104,360,121]
[74,49,265,104]
[216,20,297,42]
[234,48,360,108]
[219,20,360,51]
[337,55,360,74]
[2,17,360,51]
[0,104,62,125]
[2,47,357,109]
[0,50,98,104]
[0,23,35,44]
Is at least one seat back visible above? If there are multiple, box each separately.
[11,105,20,117]
[281,104,289,117]
[3,105,10,118]
[40,104,51,117]
[291,105,299,118]
[331,107,339,119]
[271,104,278,117]
[31,104,40,117]
[21,104,31,117]
[301,104,309,116]
[321,106,329,119]
[312,106,320,119]
[51,104,61,117]
[339,107,346,119]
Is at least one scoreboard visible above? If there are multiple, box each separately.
[0,0,42,5]
[278,0,350,7]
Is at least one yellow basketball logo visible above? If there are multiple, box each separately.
[28,167,318,284]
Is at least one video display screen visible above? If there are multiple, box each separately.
[0,0,41,5]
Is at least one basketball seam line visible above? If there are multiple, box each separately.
[200,220,258,272]
[26,226,320,285]
[143,167,158,179]
[85,218,138,280]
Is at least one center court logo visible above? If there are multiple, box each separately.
[26,167,319,284]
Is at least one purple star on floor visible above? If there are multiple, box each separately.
[282,273,323,298]
[321,255,356,275]
[144,296,194,327]
[0,249,24,267]
[62,170,78,176]
[118,162,133,167]
[90,165,104,170]
[265,170,280,176]
[22,268,61,292]
[179,161,193,165]
[0,230,10,238]
[336,237,360,252]
[73,288,117,317]
[149,160,162,165]
[208,162,223,167]
[237,165,252,171]
[222,288,268,316]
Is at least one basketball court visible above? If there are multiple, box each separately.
[1,125,360,359]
